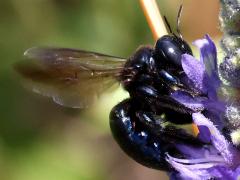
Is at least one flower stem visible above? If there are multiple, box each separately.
[139,0,168,41]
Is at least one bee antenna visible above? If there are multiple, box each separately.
[176,4,183,40]
[163,16,173,34]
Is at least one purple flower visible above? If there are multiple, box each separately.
[167,35,240,179]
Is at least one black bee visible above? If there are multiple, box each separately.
[15,6,205,170]
[15,34,205,170]
[110,35,204,170]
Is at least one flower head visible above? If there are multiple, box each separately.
[166,35,240,179]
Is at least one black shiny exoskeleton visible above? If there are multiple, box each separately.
[16,26,204,171]
[155,35,193,73]
[110,35,203,170]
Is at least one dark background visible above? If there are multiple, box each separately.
[0,0,221,180]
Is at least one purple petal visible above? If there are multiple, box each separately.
[181,54,217,98]
[175,144,216,159]
[192,113,234,165]
[166,153,221,179]
[171,91,205,111]
[200,107,225,129]
[232,166,240,178]
[181,54,208,93]
[197,125,211,143]
[208,165,240,179]
[193,35,221,90]
[193,35,217,73]
[202,100,226,113]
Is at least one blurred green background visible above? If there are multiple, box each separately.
[0,0,221,180]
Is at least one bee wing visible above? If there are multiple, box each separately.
[15,47,126,108]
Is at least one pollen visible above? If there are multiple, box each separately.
[231,129,240,146]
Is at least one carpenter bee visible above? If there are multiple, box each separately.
[15,9,205,170]
[15,33,204,170]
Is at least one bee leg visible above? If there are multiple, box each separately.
[136,111,206,146]
[110,98,170,170]
[132,85,194,123]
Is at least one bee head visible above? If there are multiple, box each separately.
[154,35,192,74]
